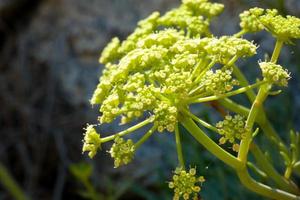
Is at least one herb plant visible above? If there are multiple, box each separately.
[82,0,300,199]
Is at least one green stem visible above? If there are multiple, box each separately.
[251,143,299,194]
[189,81,266,104]
[233,29,247,38]
[101,117,153,143]
[232,64,256,102]
[284,166,293,180]
[180,116,243,170]
[238,84,271,163]
[182,109,219,133]
[237,168,300,200]
[181,114,300,199]
[247,161,268,179]
[175,123,185,168]
[218,98,250,117]
[192,60,216,88]
[0,163,29,200]
[271,39,284,63]
[134,125,157,149]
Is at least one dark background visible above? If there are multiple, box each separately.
[0,0,299,199]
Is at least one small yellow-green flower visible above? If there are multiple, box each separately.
[169,167,205,200]
[109,137,135,168]
[216,115,246,152]
[259,62,290,87]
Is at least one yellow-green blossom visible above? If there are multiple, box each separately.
[109,137,135,168]
[82,125,101,158]
[259,62,290,86]
[216,115,246,152]
[169,167,205,200]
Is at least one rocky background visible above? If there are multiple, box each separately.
[0,0,299,199]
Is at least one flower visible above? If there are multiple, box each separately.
[216,115,246,152]
[240,8,300,42]
[201,69,239,95]
[239,7,265,33]
[169,167,205,200]
[259,62,290,87]
[82,125,101,158]
[109,136,135,168]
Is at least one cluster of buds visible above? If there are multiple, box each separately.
[240,8,300,42]
[216,115,246,152]
[182,0,224,18]
[259,62,290,87]
[204,36,257,64]
[239,8,265,33]
[82,125,101,159]
[202,69,239,95]
[109,137,135,168]
[169,167,205,200]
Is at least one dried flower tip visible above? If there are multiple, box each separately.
[259,62,290,87]
[169,167,205,200]
[82,125,101,159]
[109,136,135,168]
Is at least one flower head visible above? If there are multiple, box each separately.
[109,136,135,168]
[240,7,300,42]
[216,115,246,152]
[260,9,300,42]
[182,0,224,18]
[204,36,257,64]
[259,62,290,87]
[82,125,101,158]
[239,7,265,33]
[201,69,239,95]
[169,167,205,200]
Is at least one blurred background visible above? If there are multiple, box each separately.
[0,0,300,199]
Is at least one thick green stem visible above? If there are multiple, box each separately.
[175,124,185,168]
[237,168,300,200]
[0,163,29,200]
[180,116,243,170]
[251,143,299,194]
[271,40,284,63]
[238,84,271,163]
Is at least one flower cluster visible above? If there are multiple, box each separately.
[216,115,246,152]
[240,8,300,41]
[239,8,265,33]
[109,136,135,168]
[91,30,256,134]
[182,0,224,18]
[169,167,205,200]
[201,69,239,95]
[82,125,101,158]
[82,0,300,198]
[204,36,257,64]
[259,62,290,87]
